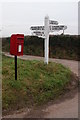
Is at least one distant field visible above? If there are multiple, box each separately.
[2,35,79,60]
[2,55,78,115]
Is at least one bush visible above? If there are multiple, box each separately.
[2,35,79,60]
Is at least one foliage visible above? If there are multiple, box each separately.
[2,35,79,60]
[2,55,72,114]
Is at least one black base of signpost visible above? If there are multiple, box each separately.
[15,56,17,80]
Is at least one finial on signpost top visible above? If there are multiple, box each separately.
[45,14,49,19]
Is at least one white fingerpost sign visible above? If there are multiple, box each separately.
[30,15,67,64]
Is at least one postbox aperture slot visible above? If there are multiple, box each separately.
[17,38,24,40]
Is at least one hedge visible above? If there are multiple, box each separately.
[2,35,80,60]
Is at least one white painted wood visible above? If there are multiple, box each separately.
[30,15,67,64]
[44,15,49,64]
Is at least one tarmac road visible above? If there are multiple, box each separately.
[2,52,79,118]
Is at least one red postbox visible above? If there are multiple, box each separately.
[10,34,24,80]
[10,34,24,56]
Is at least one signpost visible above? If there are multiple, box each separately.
[44,15,49,64]
[30,25,67,32]
[49,20,58,25]
[30,15,67,64]
[30,26,44,31]
[33,31,44,36]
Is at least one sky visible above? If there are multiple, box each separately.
[0,0,79,37]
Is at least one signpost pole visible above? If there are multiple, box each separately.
[63,29,64,35]
[44,15,49,64]
[15,55,17,80]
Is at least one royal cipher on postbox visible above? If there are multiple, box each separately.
[10,34,24,56]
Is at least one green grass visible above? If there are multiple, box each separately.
[2,55,72,113]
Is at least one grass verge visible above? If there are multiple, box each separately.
[2,55,77,115]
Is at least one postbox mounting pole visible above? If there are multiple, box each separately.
[15,55,17,80]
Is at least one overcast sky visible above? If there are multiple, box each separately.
[0,0,79,37]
